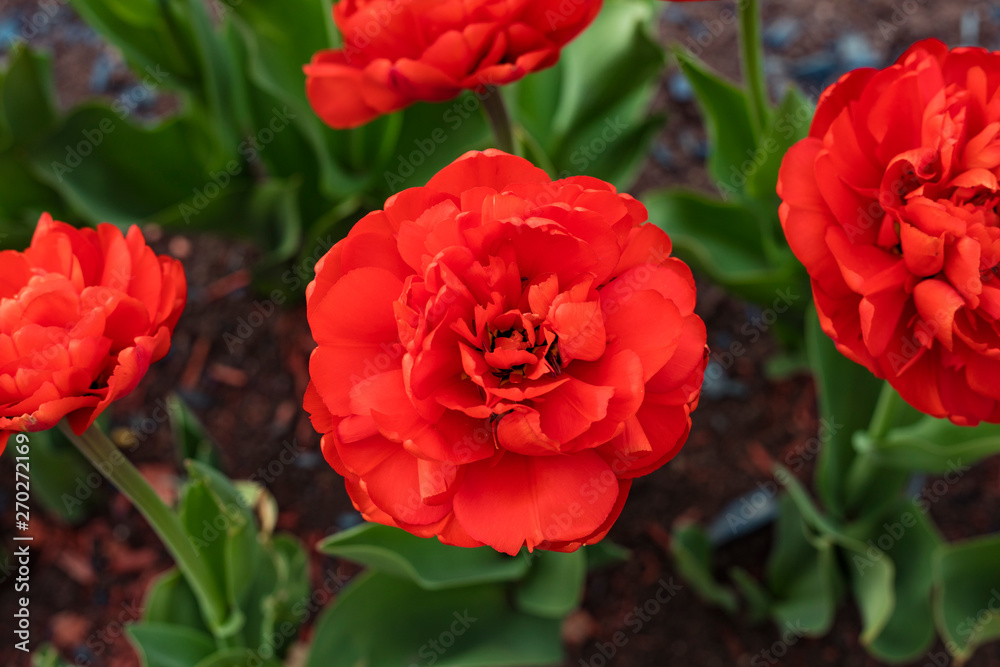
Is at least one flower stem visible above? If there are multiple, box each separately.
[739,0,770,136]
[867,381,905,441]
[59,421,229,632]
[482,87,515,154]
[844,383,906,510]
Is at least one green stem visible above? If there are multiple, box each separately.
[844,383,907,510]
[867,381,905,440]
[482,88,515,154]
[59,421,229,632]
[739,0,770,136]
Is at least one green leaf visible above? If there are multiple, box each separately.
[179,480,230,589]
[185,462,262,611]
[374,94,491,198]
[182,0,248,147]
[644,188,804,306]
[167,393,223,470]
[30,106,250,229]
[318,523,529,590]
[744,86,814,210]
[509,0,664,187]
[670,522,737,612]
[2,47,58,148]
[31,644,72,667]
[765,495,840,636]
[778,467,896,645]
[856,416,1000,474]
[728,567,771,624]
[143,568,211,635]
[259,535,311,649]
[227,0,331,114]
[584,541,631,571]
[68,0,203,92]
[305,573,563,667]
[515,550,586,619]
[674,49,756,196]
[805,304,885,518]
[935,534,1000,662]
[128,623,217,667]
[847,501,941,663]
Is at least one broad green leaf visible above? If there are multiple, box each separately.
[234,537,278,653]
[744,86,814,212]
[670,522,737,612]
[644,188,805,306]
[806,304,886,518]
[514,550,586,619]
[728,567,771,624]
[778,467,896,645]
[259,535,311,650]
[185,462,262,611]
[674,49,756,196]
[127,623,216,667]
[2,47,58,148]
[244,177,305,269]
[0,151,69,248]
[29,106,250,229]
[143,568,210,635]
[305,573,562,667]
[856,416,1000,474]
[179,481,230,591]
[68,0,203,92]
[318,523,529,590]
[227,0,331,114]
[765,495,840,636]
[181,0,248,147]
[847,501,941,663]
[375,94,492,198]
[167,393,222,470]
[551,0,662,139]
[509,0,664,187]
[935,534,1000,662]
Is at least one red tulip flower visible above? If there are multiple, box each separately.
[779,39,1000,424]
[305,0,602,129]
[305,150,707,555]
[0,215,187,453]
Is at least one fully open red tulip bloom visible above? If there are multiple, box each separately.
[305,0,602,129]
[779,39,1000,424]
[305,150,707,554]
[0,215,187,453]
